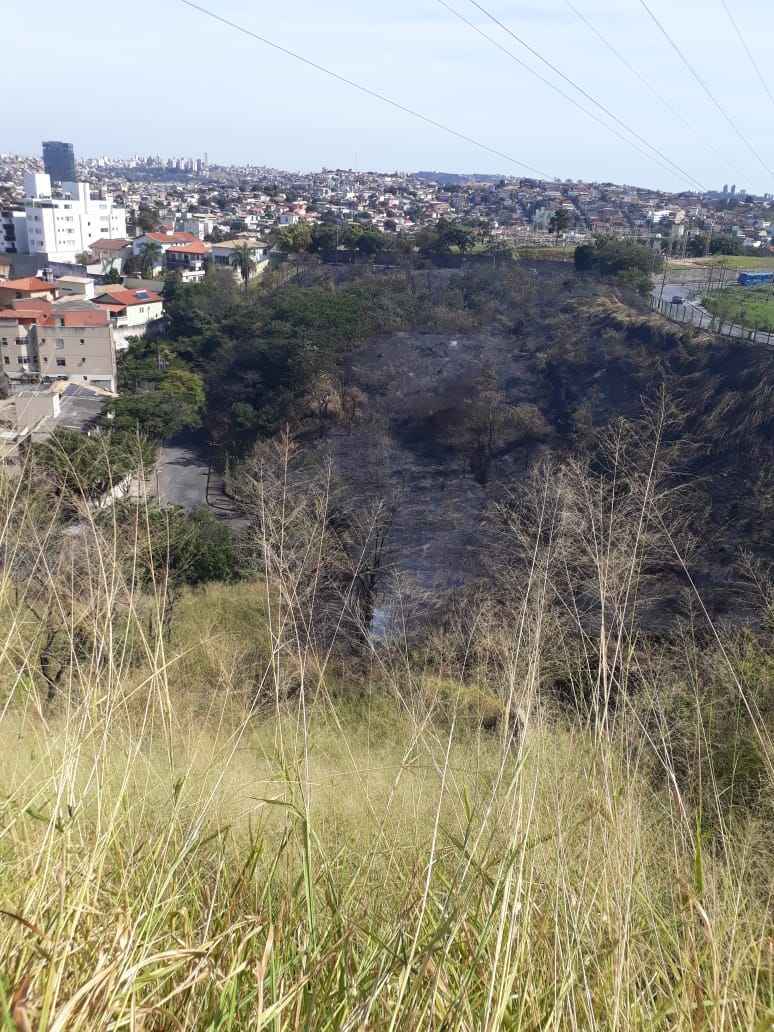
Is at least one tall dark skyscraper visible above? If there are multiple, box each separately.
[42,140,76,182]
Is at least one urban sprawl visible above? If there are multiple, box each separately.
[0,141,772,449]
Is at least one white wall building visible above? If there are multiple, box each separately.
[21,172,127,263]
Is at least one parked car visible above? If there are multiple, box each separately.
[671,295,685,304]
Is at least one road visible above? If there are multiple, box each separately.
[153,432,245,521]
[155,434,210,511]
[651,277,774,348]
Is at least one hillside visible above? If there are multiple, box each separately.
[1,260,773,1028]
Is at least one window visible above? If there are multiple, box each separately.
[79,338,85,344]
[42,356,48,363]
[56,339,65,350]
[56,358,66,367]
[3,357,8,365]
[17,356,25,364]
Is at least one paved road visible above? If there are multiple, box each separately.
[154,433,248,526]
[651,277,774,348]
[155,436,210,511]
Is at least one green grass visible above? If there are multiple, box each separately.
[687,254,774,270]
[702,283,774,331]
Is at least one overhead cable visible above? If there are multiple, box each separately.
[178,0,553,179]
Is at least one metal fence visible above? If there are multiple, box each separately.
[650,296,774,347]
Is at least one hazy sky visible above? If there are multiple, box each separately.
[6,0,774,192]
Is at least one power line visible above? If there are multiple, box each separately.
[463,0,707,191]
[565,0,747,181]
[637,0,774,180]
[177,0,552,179]
[719,0,774,114]
[435,0,701,189]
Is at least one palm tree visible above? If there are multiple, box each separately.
[140,240,163,279]
[231,242,256,291]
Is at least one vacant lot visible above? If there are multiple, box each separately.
[702,283,774,330]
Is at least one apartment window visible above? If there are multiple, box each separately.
[80,338,85,344]
[40,338,45,343]
[42,356,48,363]
[56,358,66,367]
[3,356,8,365]
[17,356,25,365]
[56,339,65,350]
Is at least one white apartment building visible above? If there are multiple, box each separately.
[0,298,117,392]
[21,172,127,263]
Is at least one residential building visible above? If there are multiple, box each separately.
[0,381,113,455]
[131,230,199,259]
[22,172,127,263]
[55,276,96,300]
[177,215,217,240]
[93,286,163,348]
[0,208,28,254]
[42,140,76,183]
[209,238,269,281]
[85,237,132,274]
[163,239,209,281]
[0,276,57,306]
[0,299,117,391]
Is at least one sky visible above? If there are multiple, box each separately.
[5,0,774,193]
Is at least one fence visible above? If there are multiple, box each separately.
[650,296,774,347]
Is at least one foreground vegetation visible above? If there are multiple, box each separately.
[0,426,772,1029]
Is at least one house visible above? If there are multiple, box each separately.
[132,229,197,254]
[92,287,164,349]
[0,380,113,452]
[86,237,132,274]
[55,276,96,300]
[163,239,209,282]
[209,238,269,282]
[0,298,117,391]
[0,276,58,306]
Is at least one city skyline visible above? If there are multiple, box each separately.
[5,0,774,194]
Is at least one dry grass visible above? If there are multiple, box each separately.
[0,445,772,1030]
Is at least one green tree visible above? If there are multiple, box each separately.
[106,501,238,588]
[230,242,257,290]
[139,239,164,278]
[108,369,205,440]
[549,207,571,238]
[272,223,312,253]
[32,430,154,513]
[136,206,160,233]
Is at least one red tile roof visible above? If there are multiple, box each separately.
[167,239,209,255]
[12,298,53,313]
[144,231,198,244]
[0,277,56,294]
[0,307,109,328]
[89,238,130,251]
[94,287,162,307]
